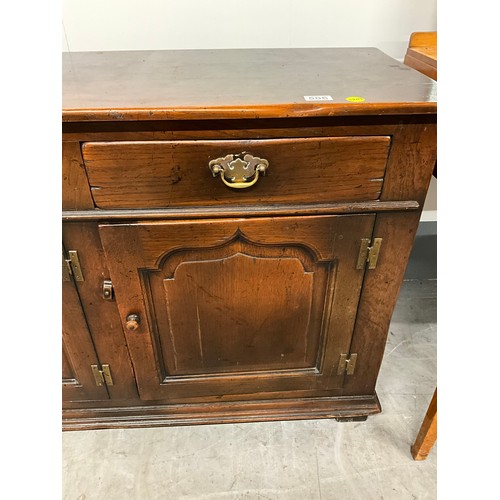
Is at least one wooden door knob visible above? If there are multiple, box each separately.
[125,314,140,331]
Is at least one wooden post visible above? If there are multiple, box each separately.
[411,388,437,460]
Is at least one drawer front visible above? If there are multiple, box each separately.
[82,137,391,209]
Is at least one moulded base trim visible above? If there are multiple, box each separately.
[62,393,381,431]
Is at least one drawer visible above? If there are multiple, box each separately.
[82,137,391,209]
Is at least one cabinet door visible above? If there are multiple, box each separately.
[63,268,109,402]
[99,215,374,401]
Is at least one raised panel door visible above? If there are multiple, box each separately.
[99,215,374,401]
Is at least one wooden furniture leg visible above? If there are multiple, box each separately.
[411,388,437,460]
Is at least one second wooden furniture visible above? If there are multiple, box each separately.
[404,32,437,81]
[411,389,437,460]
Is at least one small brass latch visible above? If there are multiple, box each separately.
[102,280,114,300]
[337,353,358,376]
[91,364,114,386]
[356,238,382,270]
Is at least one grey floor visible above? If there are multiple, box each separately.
[63,279,437,500]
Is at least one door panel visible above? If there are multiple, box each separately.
[151,241,322,375]
[99,215,374,401]
[62,271,109,402]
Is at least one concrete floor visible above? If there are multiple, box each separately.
[63,279,437,500]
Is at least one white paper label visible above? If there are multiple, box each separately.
[303,95,333,101]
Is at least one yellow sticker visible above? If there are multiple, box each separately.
[345,96,365,103]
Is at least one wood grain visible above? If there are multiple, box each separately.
[411,388,437,460]
[380,121,437,207]
[404,55,437,81]
[404,33,437,177]
[62,142,94,210]
[407,32,437,48]
[155,247,319,375]
[62,201,420,222]
[62,268,109,402]
[62,394,381,430]
[404,35,438,443]
[62,345,74,381]
[342,211,422,395]
[63,223,139,400]
[62,116,405,142]
[63,48,436,122]
[82,137,391,209]
[404,31,437,81]
[98,215,374,401]
[62,47,437,428]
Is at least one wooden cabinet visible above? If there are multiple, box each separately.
[62,253,109,402]
[62,48,437,430]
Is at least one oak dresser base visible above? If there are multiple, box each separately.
[62,48,436,432]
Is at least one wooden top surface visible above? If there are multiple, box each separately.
[407,46,437,66]
[405,32,437,69]
[62,47,437,122]
[404,31,437,80]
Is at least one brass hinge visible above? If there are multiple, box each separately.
[91,364,114,386]
[356,238,382,270]
[337,353,358,375]
[62,250,84,281]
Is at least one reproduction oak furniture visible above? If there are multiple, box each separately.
[62,48,437,430]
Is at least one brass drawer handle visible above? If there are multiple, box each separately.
[209,153,268,189]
